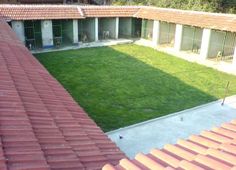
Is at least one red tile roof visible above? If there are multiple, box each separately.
[81,6,140,17]
[103,119,236,170]
[0,18,125,170]
[18,0,64,3]
[0,5,236,32]
[0,5,85,20]
[1,4,236,170]
[135,7,236,32]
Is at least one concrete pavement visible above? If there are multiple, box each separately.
[107,95,236,158]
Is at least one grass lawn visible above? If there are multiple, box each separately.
[35,44,236,132]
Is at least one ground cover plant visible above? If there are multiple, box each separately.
[35,44,236,132]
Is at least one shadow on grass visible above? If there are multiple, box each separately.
[35,45,226,132]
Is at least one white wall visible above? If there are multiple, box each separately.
[152,20,160,46]
[233,46,236,66]
[73,20,79,44]
[174,24,183,51]
[41,20,53,48]
[200,28,211,60]
[115,17,119,39]
[95,17,98,41]
[11,21,25,44]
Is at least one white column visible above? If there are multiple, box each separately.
[73,19,79,44]
[200,28,212,60]
[95,17,99,41]
[232,46,236,66]
[41,20,53,48]
[115,17,119,39]
[174,24,183,51]
[152,20,160,46]
[11,21,25,44]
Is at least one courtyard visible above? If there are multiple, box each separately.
[35,44,236,132]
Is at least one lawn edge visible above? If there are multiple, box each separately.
[106,95,236,134]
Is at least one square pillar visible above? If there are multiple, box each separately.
[152,20,160,46]
[233,46,236,66]
[73,19,79,44]
[115,17,119,39]
[41,20,53,48]
[174,24,183,51]
[200,28,212,60]
[95,17,99,41]
[11,21,25,44]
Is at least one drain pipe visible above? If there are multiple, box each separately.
[222,81,230,106]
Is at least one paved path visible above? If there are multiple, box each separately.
[107,95,236,158]
[32,39,133,54]
[135,39,236,76]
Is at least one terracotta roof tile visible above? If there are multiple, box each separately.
[135,153,165,169]
[103,119,236,170]
[195,154,232,170]
[0,19,125,170]
[0,4,236,32]
[180,160,205,170]
[81,6,140,17]
[0,4,84,20]
[135,7,236,32]
[1,4,236,170]
[18,0,63,3]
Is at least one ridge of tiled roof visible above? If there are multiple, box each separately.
[103,119,236,170]
[0,18,125,170]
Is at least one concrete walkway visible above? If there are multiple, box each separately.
[135,39,236,76]
[107,95,236,158]
[32,39,133,54]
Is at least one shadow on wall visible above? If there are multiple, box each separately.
[34,44,236,132]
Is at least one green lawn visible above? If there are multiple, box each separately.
[35,44,236,132]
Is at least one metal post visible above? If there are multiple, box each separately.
[221,81,230,106]
[221,31,227,59]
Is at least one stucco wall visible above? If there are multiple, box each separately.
[41,20,53,48]
[11,21,25,44]
[73,20,78,44]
